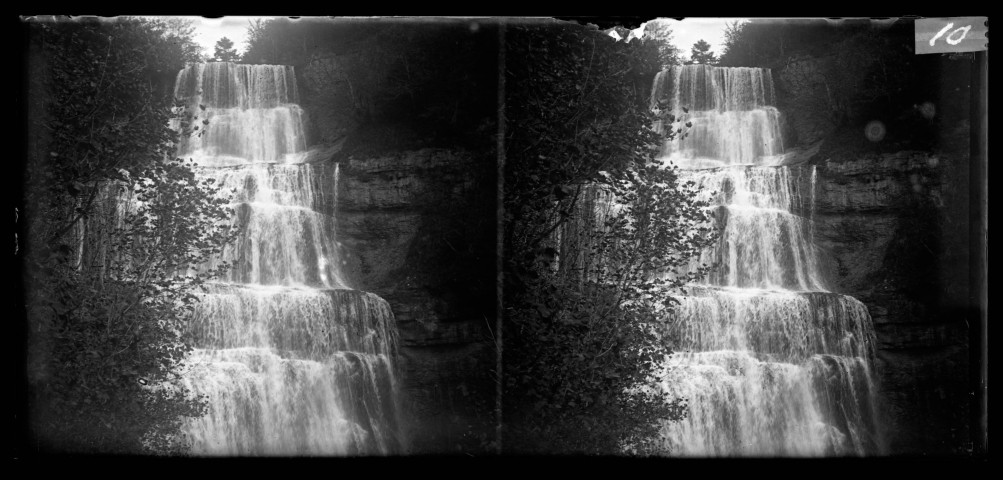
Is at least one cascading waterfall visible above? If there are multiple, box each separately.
[651,65,884,456]
[171,62,405,455]
[651,66,785,170]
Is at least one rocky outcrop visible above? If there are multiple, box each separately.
[804,150,972,454]
[316,148,497,452]
[307,142,973,454]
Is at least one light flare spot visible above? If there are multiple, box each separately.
[864,121,886,142]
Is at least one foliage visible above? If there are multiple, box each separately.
[689,39,717,65]
[719,19,852,69]
[212,36,239,62]
[642,20,682,68]
[23,17,236,454]
[502,21,716,454]
[155,17,206,64]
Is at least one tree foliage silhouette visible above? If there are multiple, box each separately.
[503,21,715,454]
[643,20,682,67]
[689,39,717,65]
[213,36,239,62]
[24,16,236,454]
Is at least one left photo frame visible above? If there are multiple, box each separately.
[18,15,501,456]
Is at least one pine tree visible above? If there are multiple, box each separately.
[690,39,718,65]
[213,37,239,62]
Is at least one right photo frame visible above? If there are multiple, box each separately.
[499,16,987,457]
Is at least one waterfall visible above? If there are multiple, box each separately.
[652,65,883,456]
[171,62,405,455]
[174,63,307,166]
[653,66,784,169]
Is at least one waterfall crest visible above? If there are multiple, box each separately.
[172,62,405,455]
[653,65,784,169]
[652,65,884,456]
[174,63,307,166]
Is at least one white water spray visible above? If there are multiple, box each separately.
[652,65,883,456]
[173,62,405,455]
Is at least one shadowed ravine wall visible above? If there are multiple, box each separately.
[795,149,972,454]
[310,148,497,453]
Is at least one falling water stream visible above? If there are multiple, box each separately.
[651,65,884,456]
[171,63,405,455]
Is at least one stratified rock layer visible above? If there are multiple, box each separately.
[803,151,971,454]
[317,148,497,452]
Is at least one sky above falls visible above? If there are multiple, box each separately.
[654,17,745,59]
[184,16,265,57]
[177,16,742,62]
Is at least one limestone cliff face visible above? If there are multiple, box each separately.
[800,150,972,454]
[314,148,497,452]
[310,143,973,454]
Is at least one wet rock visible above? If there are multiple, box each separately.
[811,150,971,454]
[337,148,479,212]
[323,147,496,452]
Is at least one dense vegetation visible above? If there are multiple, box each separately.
[22,17,235,454]
[641,21,682,67]
[502,20,716,454]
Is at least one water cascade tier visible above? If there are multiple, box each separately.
[651,65,884,456]
[172,62,405,455]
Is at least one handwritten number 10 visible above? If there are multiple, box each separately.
[930,22,972,46]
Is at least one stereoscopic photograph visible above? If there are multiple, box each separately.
[16,16,986,459]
